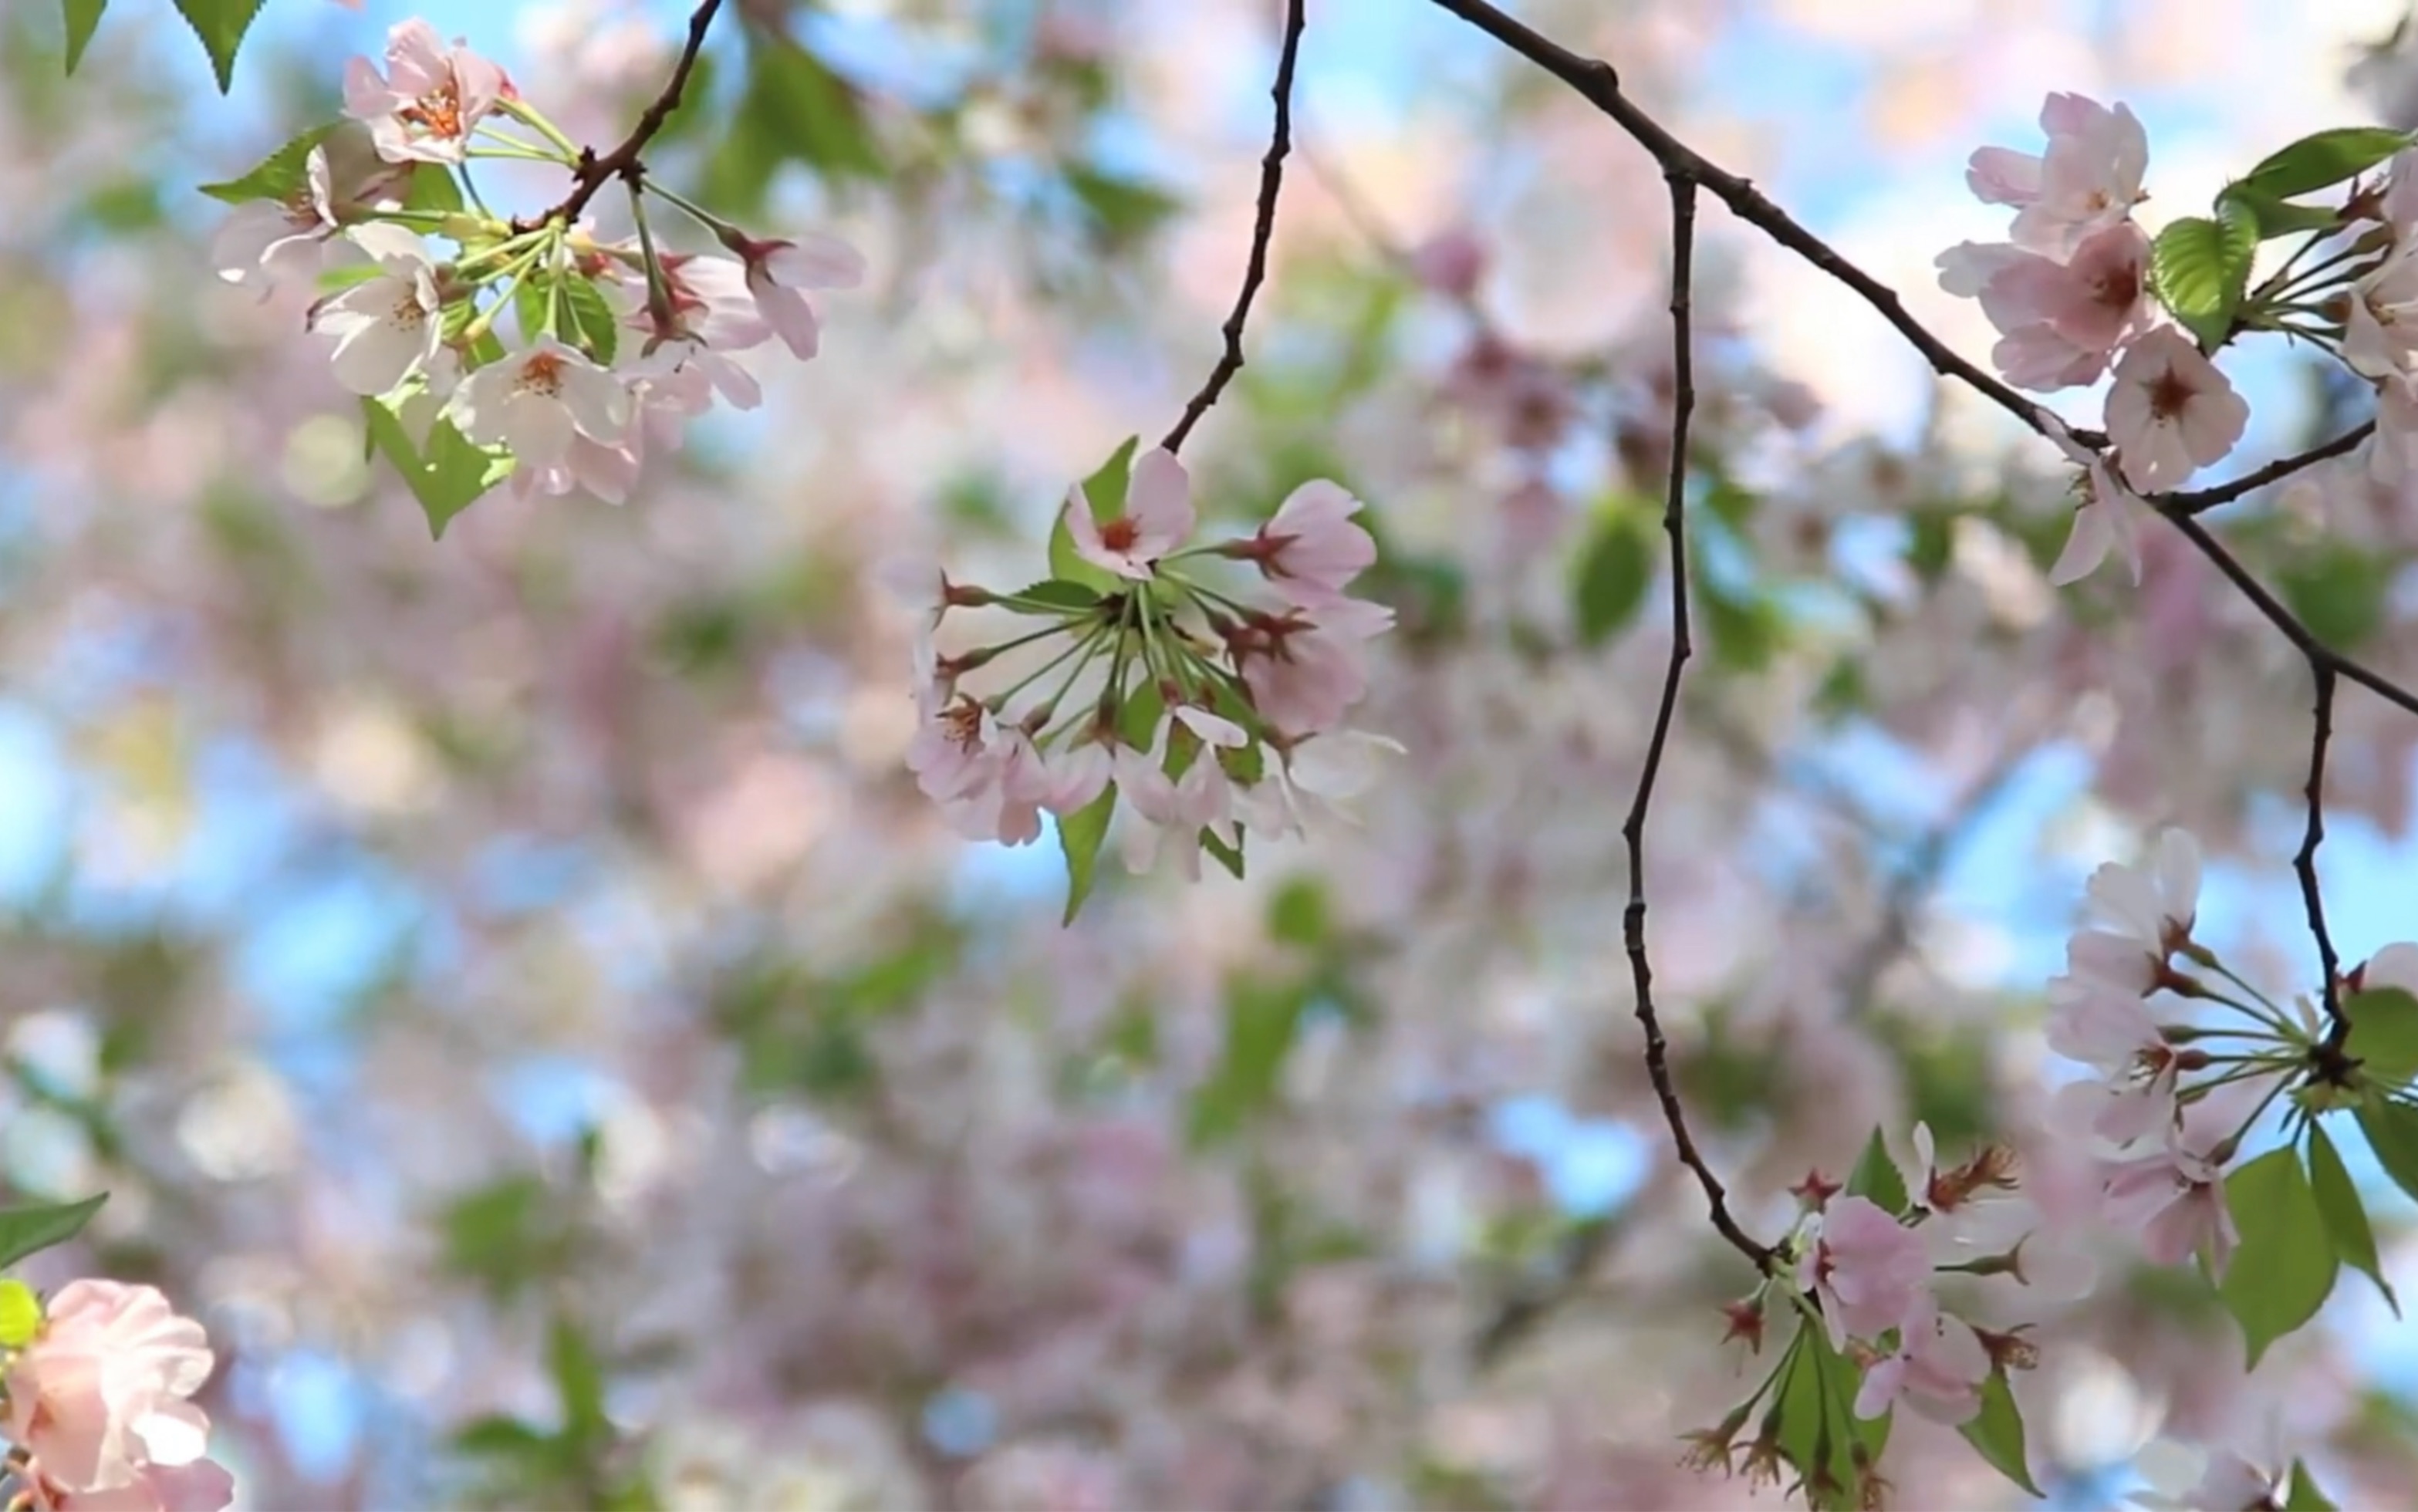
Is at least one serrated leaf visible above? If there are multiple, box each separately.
[2218,1146,2338,1369]
[1572,502,1654,647]
[2345,986,2418,1086]
[2285,1457,2340,1512]
[2240,127,2415,203]
[2307,1122,2396,1315]
[1771,1323,1879,1511]
[62,0,108,73]
[1057,782,1116,925]
[1005,579,1104,613]
[0,1280,41,1348]
[171,0,265,93]
[2220,184,2342,241]
[1846,1127,1911,1216]
[2355,1096,2418,1205]
[559,277,619,367]
[2153,210,2258,349]
[0,1193,107,1270]
[198,123,340,206]
[361,395,515,539]
[1957,1369,2044,1497]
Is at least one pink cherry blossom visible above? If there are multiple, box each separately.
[46,1458,236,1512]
[1244,480,1377,609]
[1234,598,1394,737]
[343,20,511,166]
[208,149,337,296]
[448,336,631,473]
[1944,223,2152,392]
[1852,1291,1987,1423]
[725,231,866,362]
[309,223,445,397]
[1805,1195,1930,1348]
[2105,329,2249,492]
[1065,447,1194,580]
[2082,826,2201,961]
[4,1281,216,1499]
[2344,246,2418,381]
[1974,93,2149,258]
[1114,710,1244,878]
[2046,983,2187,1144]
[2098,1095,2242,1276]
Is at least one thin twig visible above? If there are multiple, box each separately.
[1161,0,1308,454]
[1621,174,1775,1277]
[2166,422,2375,517]
[2301,666,2352,1058]
[525,0,724,231]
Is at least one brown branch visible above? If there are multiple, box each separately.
[524,0,724,231]
[1620,173,1775,1277]
[1161,0,1308,455]
[2301,666,2353,1060]
[2166,421,2376,517]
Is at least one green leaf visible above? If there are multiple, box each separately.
[0,1193,107,1270]
[403,162,466,216]
[198,123,340,206]
[1957,1369,2045,1497]
[171,0,265,93]
[453,1415,558,1460]
[1048,437,1137,593]
[1268,877,1329,947]
[1846,1127,1911,1216]
[2221,185,2343,241]
[1005,579,1105,613]
[2355,1096,2418,1205]
[2285,1457,2341,1512]
[361,395,515,540]
[62,0,107,73]
[1201,825,1245,880]
[1907,509,1956,582]
[2217,1146,2338,1369]
[0,1279,42,1348]
[2152,209,2259,349]
[2345,986,2418,1086]
[559,277,620,368]
[2238,127,2415,203]
[1571,501,1654,647]
[549,1316,608,1450]
[1065,163,1183,248]
[1770,1323,1881,1511]
[2307,1121,2396,1314]
[739,36,883,188]
[1056,782,1117,925]
[2278,542,2396,650]
[1187,976,1308,1148]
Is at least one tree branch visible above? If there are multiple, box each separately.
[1162,0,1308,454]
[1619,174,1775,1277]
[2166,422,2375,517]
[2301,665,2352,1058]
[529,0,724,231]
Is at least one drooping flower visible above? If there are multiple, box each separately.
[2047,983,2192,1145]
[1238,480,1378,609]
[1232,598,1394,737]
[309,222,446,397]
[343,19,512,165]
[4,1281,218,1499]
[723,231,867,362]
[1804,1195,1931,1348]
[1065,447,1195,581]
[2042,418,2156,587]
[448,336,631,473]
[2098,1095,2242,1276]
[210,149,339,296]
[2104,328,2250,493]
[1852,1291,1989,1423]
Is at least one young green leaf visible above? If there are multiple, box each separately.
[2345,986,2418,1086]
[2238,126,2416,203]
[558,278,620,368]
[2218,184,2342,241]
[1056,782,1117,925]
[1768,1321,1882,1511]
[2306,1122,2396,1315]
[1957,1369,2044,1497]
[2284,1458,2340,1512]
[0,1279,42,1348]
[2355,1095,2418,1205]
[2217,1146,2338,1369]
[198,123,341,206]
[0,1193,108,1269]
[62,0,109,73]
[403,162,467,216]
[1571,502,1655,648]
[1047,437,1138,592]
[361,395,516,539]
[1005,579,1106,613]
[171,0,265,93]
[1846,1126,1910,1216]
[2152,209,2259,349]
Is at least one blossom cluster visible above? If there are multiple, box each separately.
[208,19,862,521]
[1937,96,2250,584]
[2,1281,229,1512]
[907,446,1400,895]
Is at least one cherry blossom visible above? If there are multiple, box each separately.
[343,20,512,166]
[1804,1195,1930,1348]
[309,224,446,397]
[724,231,868,362]
[2045,423,2156,587]
[1233,598,1396,736]
[448,336,631,472]
[1852,1291,1988,1423]
[2128,1433,2288,1512]
[209,149,338,295]
[2343,245,2418,380]
[2047,982,2191,1144]
[1942,221,2152,391]
[1233,480,1378,609]
[2104,328,2250,493]
[1065,447,1195,580]
[4,1283,217,1500]
[1964,92,2149,257]
[2354,940,2418,994]
[2098,1095,2243,1276]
